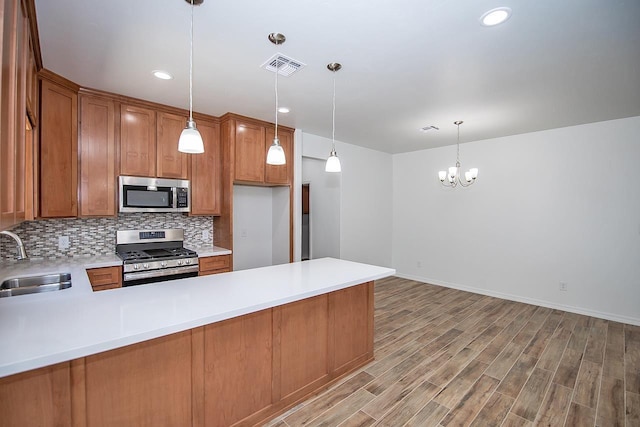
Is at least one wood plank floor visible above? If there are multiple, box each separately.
[264,277,640,427]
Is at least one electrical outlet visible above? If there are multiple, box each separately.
[202,230,210,240]
[559,281,568,292]
[58,236,70,250]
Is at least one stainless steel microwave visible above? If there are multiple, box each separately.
[119,176,190,213]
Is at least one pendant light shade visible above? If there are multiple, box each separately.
[325,149,341,172]
[266,137,286,165]
[325,62,342,173]
[267,32,286,165]
[178,119,204,153]
[178,0,204,154]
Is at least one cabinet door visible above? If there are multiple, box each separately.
[14,6,28,224]
[190,119,221,215]
[120,104,156,177]
[79,95,116,216]
[234,121,265,183]
[156,112,188,179]
[1,0,18,228]
[40,79,78,218]
[265,127,293,185]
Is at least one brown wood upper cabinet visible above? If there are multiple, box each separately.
[1,0,32,229]
[233,117,293,185]
[156,112,188,179]
[190,119,222,215]
[120,104,156,178]
[79,94,116,217]
[120,107,188,179]
[39,78,78,218]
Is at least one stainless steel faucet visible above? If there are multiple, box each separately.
[0,230,29,260]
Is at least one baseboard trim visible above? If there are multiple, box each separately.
[394,273,640,326]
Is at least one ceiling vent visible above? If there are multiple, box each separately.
[261,53,306,77]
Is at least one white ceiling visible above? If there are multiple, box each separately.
[34,0,640,154]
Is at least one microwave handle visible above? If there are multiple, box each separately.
[172,187,177,209]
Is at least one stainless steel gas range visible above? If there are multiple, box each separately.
[115,229,199,286]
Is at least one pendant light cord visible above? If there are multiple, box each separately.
[331,71,336,150]
[188,0,194,121]
[456,122,460,164]
[274,59,279,139]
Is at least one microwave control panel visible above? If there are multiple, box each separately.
[176,188,189,208]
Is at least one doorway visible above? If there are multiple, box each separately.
[301,157,340,260]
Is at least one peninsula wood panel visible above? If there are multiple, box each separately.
[276,294,330,399]
[0,362,71,427]
[234,120,265,183]
[120,104,156,177]
[264,127,293,185]
[190,119,221,215]
[203,309,273,426]
[156,111,188,179]
[79,95,116,216]
[39,78,78,218]
[330,282,373,373]
[84,331,192,427]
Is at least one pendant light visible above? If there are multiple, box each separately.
[178,0,204,154]
[325,63,342,173]
[266,33,286,165]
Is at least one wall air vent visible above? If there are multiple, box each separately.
[261,53,306,77]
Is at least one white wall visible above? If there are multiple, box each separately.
[392,116,640,324]
[233,185,288,270]
[302,157,340,259]
[272,187,290,265]
[301,132,393,267]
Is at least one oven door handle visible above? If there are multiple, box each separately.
[123,265,200,282]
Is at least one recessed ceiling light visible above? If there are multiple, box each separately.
[278,107,290,114]
[480,7,512,26]
[152,70,173,80]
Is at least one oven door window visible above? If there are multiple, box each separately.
[124,186,172,208]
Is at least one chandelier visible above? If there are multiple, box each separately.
[438,121,478,187]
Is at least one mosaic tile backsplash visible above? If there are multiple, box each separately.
[0,214,214,261]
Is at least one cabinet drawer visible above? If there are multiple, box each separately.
[91,283,121,292]
[199,255,231,273]
[87,266,122,286]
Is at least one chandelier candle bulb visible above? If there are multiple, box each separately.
[438,171,446,181]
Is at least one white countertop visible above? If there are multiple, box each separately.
[0,257,394,378]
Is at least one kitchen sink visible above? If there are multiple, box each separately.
[0,273,72,298]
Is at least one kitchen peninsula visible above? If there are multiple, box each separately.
[0,258,394,427]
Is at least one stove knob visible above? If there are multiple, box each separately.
[143,263,149,269]
[161,261,167,267]
[133,264,139,270]
[177,260,183,266]
[185,259,191,265]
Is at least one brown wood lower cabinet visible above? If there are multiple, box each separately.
[198,254,231,276]
[0,281,374,427]
[86,266,122,291]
